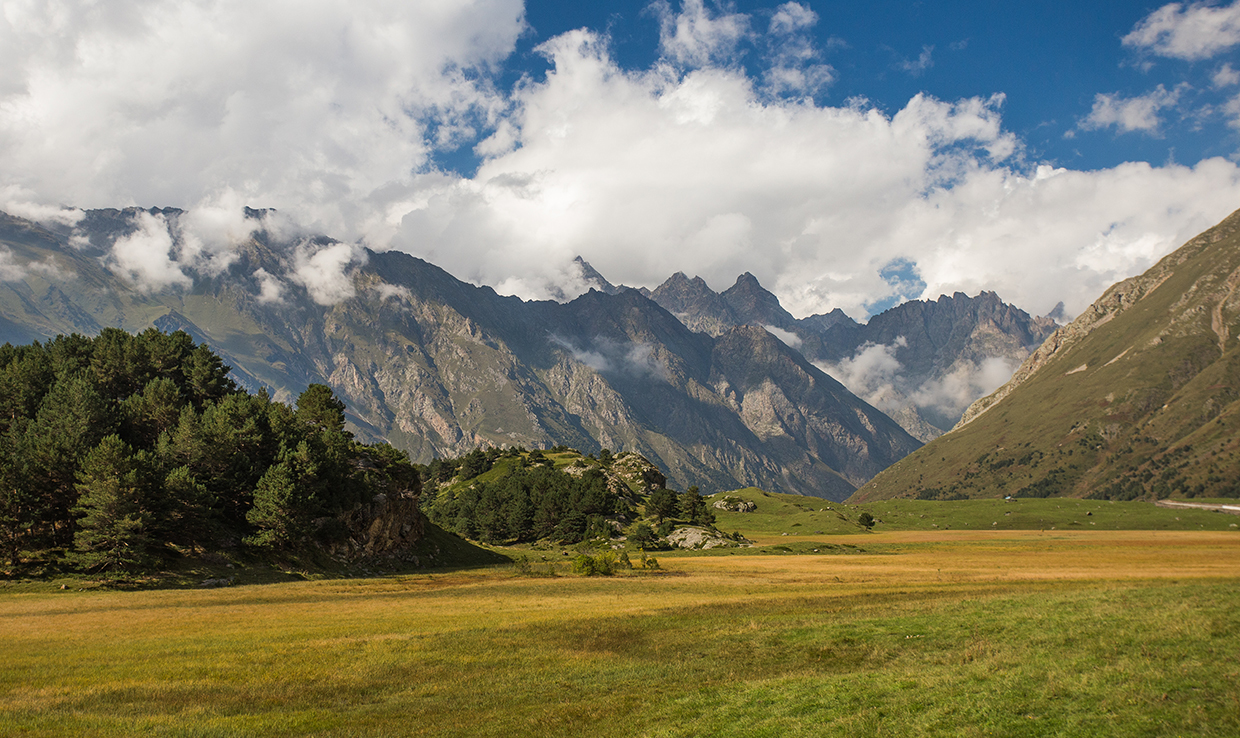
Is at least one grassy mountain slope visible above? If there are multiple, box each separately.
[852,206,1240,502]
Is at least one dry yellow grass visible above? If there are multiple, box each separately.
[2,530,1238,737]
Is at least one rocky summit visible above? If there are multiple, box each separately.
[645,270,1057,441]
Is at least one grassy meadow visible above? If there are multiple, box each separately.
[3,523,1239,736]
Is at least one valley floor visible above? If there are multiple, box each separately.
[2,530,1238,737]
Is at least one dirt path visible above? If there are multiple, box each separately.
[1156,500,1240,515]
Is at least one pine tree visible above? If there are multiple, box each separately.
[69,435,154,572]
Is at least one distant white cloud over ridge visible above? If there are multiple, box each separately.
[3,0,1240,321]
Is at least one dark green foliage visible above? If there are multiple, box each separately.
[68,435,155,572]
[296,383,346,431]
[857,512,875,529]
[646,488,679,522]
[628,522,657,549]
[424,461,623,545]
[679,486,715,526]
[0,330,419,573]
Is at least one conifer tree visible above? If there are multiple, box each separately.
[69,435,154,572]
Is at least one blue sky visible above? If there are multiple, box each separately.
[436,0,1238,176]
[3,0,1240,320]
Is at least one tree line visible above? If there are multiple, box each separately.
[0,328,417,573]
[419,447,717,547]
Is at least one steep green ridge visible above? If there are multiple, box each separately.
[852,206,1240,502]
[0,209,921,500]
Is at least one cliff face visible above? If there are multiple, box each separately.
[854,206,1240,502]
[645,268,1057,441]
[0,209,922,501]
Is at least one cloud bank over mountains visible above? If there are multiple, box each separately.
[3,0,1240,321]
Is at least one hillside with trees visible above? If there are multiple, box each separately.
[0,328,419,575]
[419,446,726,549]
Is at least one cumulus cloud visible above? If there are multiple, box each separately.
[374,282,413,302]
[1214,62,1240,87]
[1225,94,1240,129]
[819,337,1018,429]
[253,268,286,305]
[395,25,1240,321]
[0,249,26,282]
[105,211,193,292]
[763,2,834,96]
[1080,85,1183,134]
[906,356,1018,424]
[4,0,1240,328]
[0,0,525,241]
[1123,1,1240,60]
[290,241,367,306]
[654,0,751,68]
[819,340,906,414]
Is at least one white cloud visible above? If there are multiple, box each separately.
[1214,62,1240,87]
[253,268,286,305]
[176,191,262,276]
[105,211,192,292]
[1080,85,1183,134]
[819,338,1018,427]
[0,0,525,241]
[395,29,1240,321]
[897,45,935,77]
[763,325,802,348]
[763,3,833,96]
[551,335,667,379]
[0,249,26,282]
[1123,1,1240,61]
[374,283,412,302]
[0,187,84,228]
[906,356,1018,423]
[1225,94,1240,128]
[654,0,751,68]
[3,1,1240,329]
[819,339,906,414]
[289,240,366,305]
[0,247,68,283]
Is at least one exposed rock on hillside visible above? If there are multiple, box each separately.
[646,266,1056,440]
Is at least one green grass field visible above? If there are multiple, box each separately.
[3,526,1238,737]
[710,488,1240,542]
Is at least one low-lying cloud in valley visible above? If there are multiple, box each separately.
[819,338,1018,431]
[3,1,1240,323]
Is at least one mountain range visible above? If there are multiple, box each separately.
[853,206,1240,502]
[635,269,1057,441]
[0,207,1056,501]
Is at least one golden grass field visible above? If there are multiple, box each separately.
[3,530,1239,736]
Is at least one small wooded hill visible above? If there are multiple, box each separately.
[0,328,419,575]
[852,206,1240,503]
[418,447,725,548]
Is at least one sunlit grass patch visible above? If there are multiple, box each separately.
[2,532,1238,736]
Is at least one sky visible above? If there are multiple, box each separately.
[4,0,1240,320]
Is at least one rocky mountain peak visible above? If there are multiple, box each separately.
[573,256,619,295]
